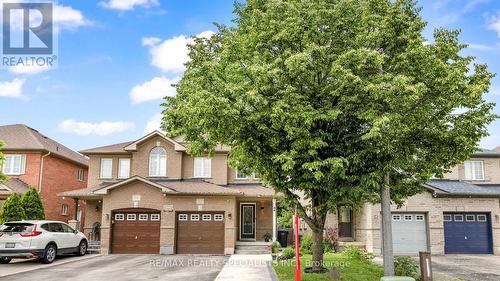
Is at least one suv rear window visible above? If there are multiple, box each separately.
[1,223,34,233]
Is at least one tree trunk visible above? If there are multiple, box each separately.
[381,172,395,276]
[311,227,325,271]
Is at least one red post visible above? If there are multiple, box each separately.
[294,212,301,281]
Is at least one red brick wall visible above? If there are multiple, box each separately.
[39,155,88,229]
[4,151,42,187]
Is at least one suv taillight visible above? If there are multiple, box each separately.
[20,225,42,237]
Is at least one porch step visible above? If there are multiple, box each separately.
[235,242,272,255]
[86,240,101,254]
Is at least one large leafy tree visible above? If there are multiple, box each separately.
[21,187,45,220]
[0,193,26,223]
[163,0,495,272]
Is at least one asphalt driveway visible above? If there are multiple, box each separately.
[0,255,229,281]
[431,255,500,281]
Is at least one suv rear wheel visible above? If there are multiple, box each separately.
[0,257,11,264]
[41,244,57,264]
[77,240,87,256]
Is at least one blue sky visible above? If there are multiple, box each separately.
[0,0,499,151]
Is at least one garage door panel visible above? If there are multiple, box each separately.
[176,212,225,254]
[444,212,493,254]
[111,210,161,254]
[392,213,428,255]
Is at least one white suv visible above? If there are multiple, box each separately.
[0,220,88,264]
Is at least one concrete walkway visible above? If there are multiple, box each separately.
[215,254,276,281]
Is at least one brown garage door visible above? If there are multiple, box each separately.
[111,208,161,254]
[176,211,225,254]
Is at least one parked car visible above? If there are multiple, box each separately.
[0,221,88,264]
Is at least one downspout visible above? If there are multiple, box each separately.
[38,152,51,193]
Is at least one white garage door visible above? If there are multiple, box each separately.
[392,213,428,255]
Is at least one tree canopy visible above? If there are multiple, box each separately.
[0,141,7,183]
[0,193,25,223]
[163,0,496,269]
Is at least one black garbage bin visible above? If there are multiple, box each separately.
[277,229,289,247]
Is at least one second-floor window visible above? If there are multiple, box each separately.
[2,154,25,175]
[118,159,131,179]
[100,158,113,179]
[149,147,167,177]
[77,168,84,181]
[194,157,211,178]
[464,160,484,180]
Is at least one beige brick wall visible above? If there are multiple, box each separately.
[98,181,238,255]
[131,135,183,179]
[181,153,229,185]
[356,192,500,255]
[83,200,102,238]
[87,154,130,188]
[447,157,500,184]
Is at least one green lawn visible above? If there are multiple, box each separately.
[273,253,384,281]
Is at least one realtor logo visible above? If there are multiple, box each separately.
[1,1,57,69]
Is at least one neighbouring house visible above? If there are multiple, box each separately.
[59,131,278,255]
[0,124,89,227]
[0,178,31,208]
[320,149,500,256]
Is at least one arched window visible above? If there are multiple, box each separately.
[149,147,167,177]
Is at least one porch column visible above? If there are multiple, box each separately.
[272,198,277,242]
[74,198,79,220]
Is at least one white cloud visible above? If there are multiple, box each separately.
[144,113,164,134]
[99,0,159,11]
[53,5,92,31]
[8,64,51,75]
[467,43,496,50]
[144,30,215,73]
[488,12,500,37]
[129,76,178,104]
[0,78,25,99]
[58,120,135,136]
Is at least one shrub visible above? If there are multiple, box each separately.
[323,227,339,253]
[342,245,374,263]
[0,193,25,223]
[21,187,45,220]
[395,256,419,278]
[299,233,313,254]
[281,247,295,260]
[272,241,281,254]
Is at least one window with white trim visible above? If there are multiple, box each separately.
[115,213,124,220]
[236,170,247,179]
[61,204,68,215]
[253,173,261,180]
[149,147,167,177]
[454,214,464,222]
[138,214,148,221]
[100,158,113,179]
[477,214,487,222]
[214,214,224,221]
[465,214,475,222]
[2,154,25,175]
[202,214,212,221]
[190,214,200,221]
[77,168,84,181]
[404,215,413,221]
[194,157,211,178]
[443,214,452,222]
[118,159,131,179]
[151,214,160,221]
[392,214,401,221]
[415,215,425,221]
[127,214,136,220]
[464,161,484,180]
[178,214,188,221]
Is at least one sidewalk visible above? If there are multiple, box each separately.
[215,254,277,281]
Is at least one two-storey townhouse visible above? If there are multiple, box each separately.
[321,149,500,256]
[59,131,278,255]
[0,124,89,227]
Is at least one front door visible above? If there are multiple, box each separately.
[240,203,256,240]
[338,206,353,239]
